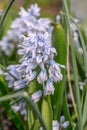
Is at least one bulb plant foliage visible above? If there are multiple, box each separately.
[0,1,87,130]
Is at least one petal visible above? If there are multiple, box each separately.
[14,80,26,90]
[31,90,42,103]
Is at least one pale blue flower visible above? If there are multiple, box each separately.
[0,35,15,56]
[37,68,47,84]
[14,80,26,90]
[60,115,65,123]
[56,14,61,22]
[31,18,52,33]
[7,65,20,79]
[59,115,69,129]
[5,65,20,88]
[62,121,69,128]
[19,7,29,18]
[79,81,86,90]
[31,90,42,103]
[53,120,59,130]
[24,71,37,83]
[28,3,40,17]
[11,103,20,112]
[19,3,40,18]
[31,32,50,47]
[49,60,63,82]
[44,79,55,95]
[11,100,27,121]
[36,54,43,64]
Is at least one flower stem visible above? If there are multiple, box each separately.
[66,30,78,118]
[0,92,23,102]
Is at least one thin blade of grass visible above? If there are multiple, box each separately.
[0,0,15,34]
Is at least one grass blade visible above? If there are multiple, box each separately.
[52,22,67,119]
[0,0,15,34]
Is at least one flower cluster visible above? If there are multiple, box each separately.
[5,31,63,100]
[17,31,63,95]
[3,4,64,121]
[5,3,64,102]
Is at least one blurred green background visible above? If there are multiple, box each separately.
[0,0,87,20]
[0,0,62,16]
[0,0,87,34]
[0,0,62,33]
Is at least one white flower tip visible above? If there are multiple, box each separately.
[62,121,69,128]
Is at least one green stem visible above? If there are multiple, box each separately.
[0,92,23,102]
[0,0,15,33]
[0,64,6,71]
[26,86,34,130]
[27,106,34,130]
[66,31,78,118]
[62,0,82,130]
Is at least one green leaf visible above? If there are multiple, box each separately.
[84,123,87,130]
[63,90,73,130]
[52,22,67,119]
[33,120,40,130]
[66,0,71,12]
[27,105,35,130]
[79,25,87,46]
[52,22,67,65]
[41,96,53,130]
[24,92,48,130]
